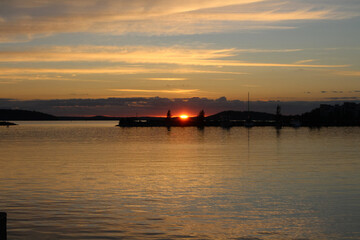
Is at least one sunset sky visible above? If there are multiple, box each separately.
[0,0,360,116]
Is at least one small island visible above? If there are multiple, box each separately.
[0,121,17,126]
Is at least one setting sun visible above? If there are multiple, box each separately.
[180,114,189,120]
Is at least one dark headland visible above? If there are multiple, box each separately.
[1,102,360,127]
[0,121,17,126]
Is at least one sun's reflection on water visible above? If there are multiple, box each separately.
[0,124,359,239]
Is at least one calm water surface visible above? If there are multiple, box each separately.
[0,122,359,240]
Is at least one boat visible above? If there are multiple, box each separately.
[245,92,254,128]
[290,119,301,128]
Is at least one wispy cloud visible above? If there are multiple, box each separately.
[236,48,303,53]
[177,9,344,22]
[0,74,72,81]
[294,59,318,64]
[0,0,262,41]
[0,81,18,84]
[0,46,237,63]
[0,74,108,83]
[0,67,152,74]
[336,71,360,76]
[0,46,348,68]
[0,67,245,76]
[110,88,199,94]
[0,0,358,42]
[146,78,188,81]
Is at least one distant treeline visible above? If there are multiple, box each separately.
[1,102,360,127]
[300,102,360,126]
[0,109,118,121]
[0,109,57,120]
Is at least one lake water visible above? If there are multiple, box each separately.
[0,122,359,240]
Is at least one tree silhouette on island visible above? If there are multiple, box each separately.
[1,102,360,127]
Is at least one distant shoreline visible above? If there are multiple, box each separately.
[2,102,360,127]
[0,121,17,126]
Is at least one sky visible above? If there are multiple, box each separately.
[0,0,360,116]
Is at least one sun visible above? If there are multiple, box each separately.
[180,114,189,120]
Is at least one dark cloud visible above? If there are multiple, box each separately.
[0,98,15,101]
[326,97,360,100]
[321,90,350,94]
[1,97,359,116]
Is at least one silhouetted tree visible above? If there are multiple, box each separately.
[167,110,172,119]
[166,110,172,126]
[197,110,205,126]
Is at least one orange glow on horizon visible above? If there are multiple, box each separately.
[180,114,189,120]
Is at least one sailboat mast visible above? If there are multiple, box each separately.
[247,92,250,113]
[245,92,253,127]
